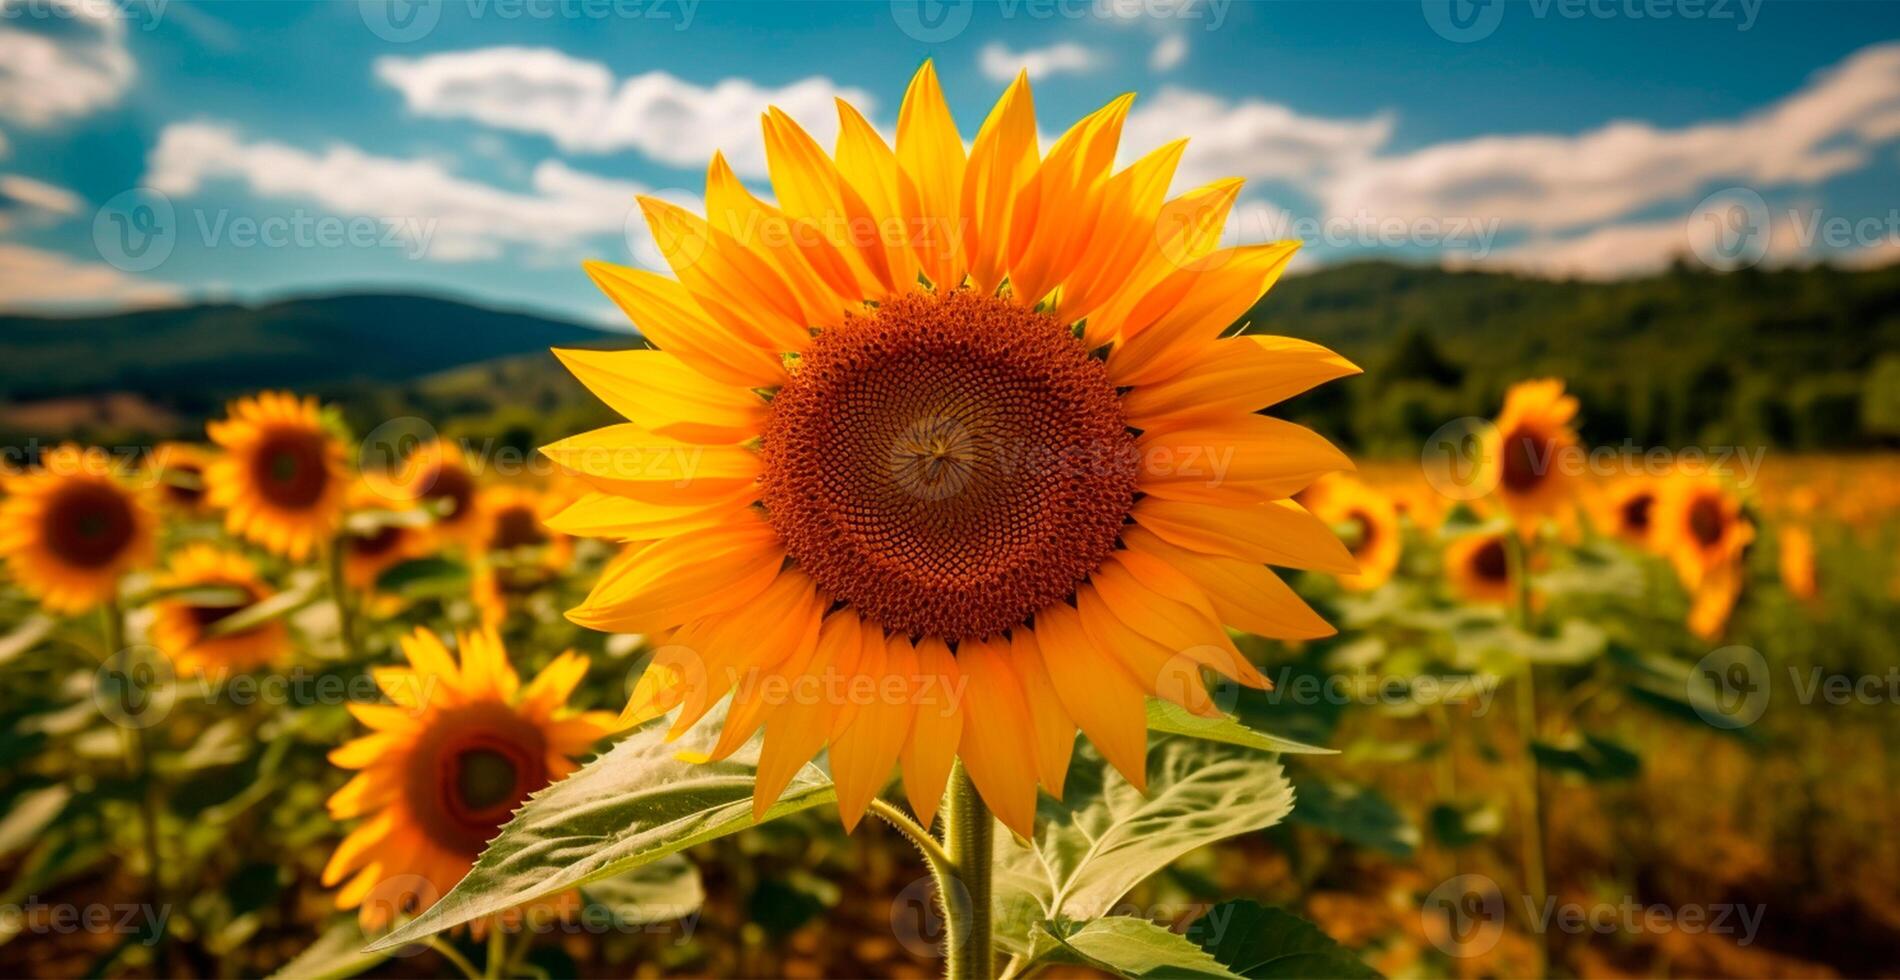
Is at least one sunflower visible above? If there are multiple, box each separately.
[339,481,435,594]
[395,439,484,549]
[542,63,1359,836]
[1444,530,1516,605]
[143,442,217,515]
[206,392,349,561]
[148,544,289,677]
[0,445,158,614]
[1301,473,1400,591]
[1590,477,1659,549]
[1481,379,1580,537]
[323,628,614,932]
[471,485,573,627]
[1652,473,1754,593]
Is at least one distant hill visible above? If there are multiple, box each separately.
[5,261,1897,451]
[0,292,610,405]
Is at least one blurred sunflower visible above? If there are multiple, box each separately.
[206,392,348,561]
[143,442,217,515]
[339,482,434,595]
[323,628,614,932]
[396,439,484,548]
[1591,477,1659,549]
[1444,530,1515,605]
[1482,379,1580,537]
[1301,474,1400,591]
[1778,524,1818,602]
[542,63,1359,835]
[149,544,288,676]
[471,485,572,627]
[0,444,157,613]
[1653,473,1754,592]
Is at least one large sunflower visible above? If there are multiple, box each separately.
[206,392,349,560]
[0,445,158,614]
[541,64,1359,836]
[1481,379,1580,537]
[323,628,614,931]
[148,544,289,676]
[1301,473,1401,591]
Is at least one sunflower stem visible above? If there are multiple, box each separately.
[103,598,169,962]
[427,937,482,980]
[324,537,362,660]
[868,798,956,881]
[1504,533,1549,975]
[942,762,994,980]
[484,923,507,978]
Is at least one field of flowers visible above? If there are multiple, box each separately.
[2,377,1893,978]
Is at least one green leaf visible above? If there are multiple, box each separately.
[0,785,72,858]
[368,710,833,951]
[373,557,470,600]
[1428,800,1503,848]
[266,919,390,980]
[0,613,55,667]
[1531,733,1641,781]
[201,584,319,639]
[1049,917,1244,979]
[579,854,705,926]
[1186,900,1379,979]
[1287,777,1418,858]
[1146,700,1334,755]
[140,584,254,607]
[994,735,1296,958]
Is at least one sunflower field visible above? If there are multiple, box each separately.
[5,62,1900,980]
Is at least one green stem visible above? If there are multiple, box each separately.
[868,797,956,882]
[1503,534,1550,974]
[324,538,362,659]
[943,762,995,980]
[104,599,170,961]
[484,924,507,979]
[427,937,482,980]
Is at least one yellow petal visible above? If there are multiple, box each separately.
[1133,497,1358,575]
[1137,414,1354,504]
[546,489,756,543]
[1062,139,1186,328]
[1122,525,1334,640]
[669,568,825,739]
[753,609,861,821]
[1094,552,1269,689]
[829,624,916,831]
[960,71,1038,294]
[955,636,1040,838]
[834,99,922,294]
[1008,93,1134,305]
[1007,628,1076,798]
[896,61,968,290]
[583,260,786,389]
[540,424,760,503]
[900,635,963,829]
[705,152,852,330]
[1075,584,1220,718]
[1108,241,1302,388]
[568,516,784,633]
[1031,601,1148,791]
[1087,178,1243,342]
[639,196,809,353]
[553,347,765,444]
[764,107,895,300]
[1121,335,1361,429]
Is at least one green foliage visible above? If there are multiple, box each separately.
[1185,900,1380,979]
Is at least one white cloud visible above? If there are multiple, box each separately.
[0,0,135,127]
[1123,86,1394,191]
[0,172,82,232]
[979,42,1096,82]
[146,121,653,263]
[0,243,177,312]
[1150,34,1188,73]
[1323,42,1900,234]
[374,49,871,179]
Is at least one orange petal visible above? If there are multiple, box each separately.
[955,637,1040,838]
[960,71,1038,294]
[1120,335,1361,430]
[1123,525,1333,641]
[1007,628,1076,798]
[829,623,917,831]
[583,260,786,390]
[899,635,963,829]
[896,61,968,290]
[1133,497,1358,575]
[1031,602,1148,791]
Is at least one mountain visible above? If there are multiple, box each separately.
[0,292,611,405]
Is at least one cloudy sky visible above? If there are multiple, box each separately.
[1,0,1897,322]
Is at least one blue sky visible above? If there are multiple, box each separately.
[2,0,1898,324]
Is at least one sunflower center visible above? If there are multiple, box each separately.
[1620,493,1654,533]
[761,290,1138,640]
[406,704,549,855]
[417,463,476,524]
[164,464,205,507]
[43,480,136,569]
[1472,537,1509,583]
[1499,427,1550,494]
[1688,495,1725,547]
[251,426,331,509]
[1346,510,1376,556]
[348,524,405,558]
[491,506,546,550]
